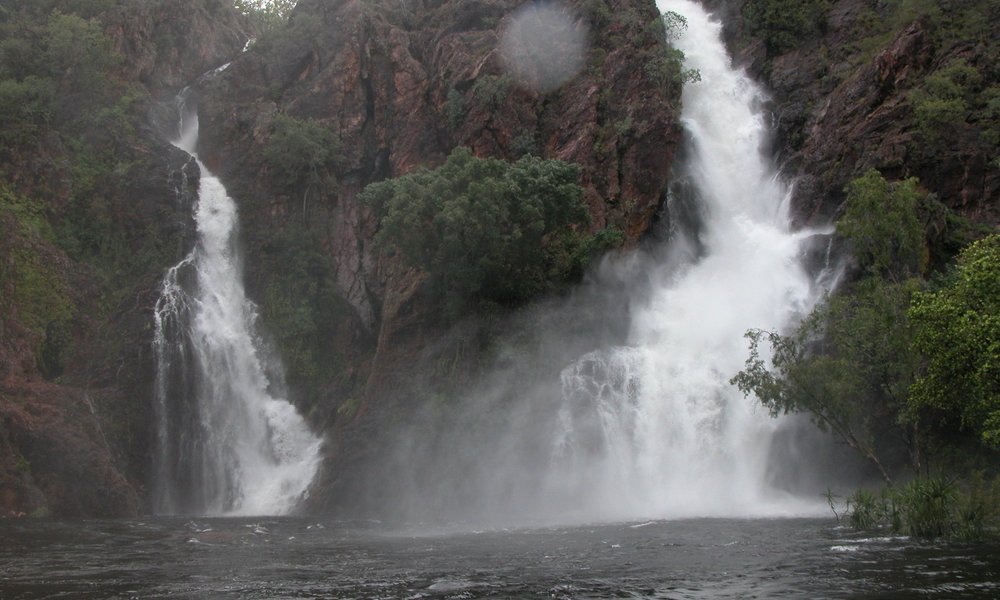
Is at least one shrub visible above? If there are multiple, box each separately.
[838,169,926,280]
[743,0,830,55]
[262,113,340,205]
[843,476,999,540]
[233,0,297,32]
[472,75,512,111]
[908,234,1000,447]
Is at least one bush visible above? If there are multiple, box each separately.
[0,185,74,372]
[257,221,350,389]
[838,169,926,279]
[911,60,984,146]
[363,147,597,313]
[909,234,1000,447]
[743,0,830,55]
[234,0,296,32]
[843,476,998,540]
[262,113,340,201]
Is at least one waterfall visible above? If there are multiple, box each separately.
[547,0,834,519]
[152,90,323,516]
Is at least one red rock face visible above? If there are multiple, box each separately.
[197,0,680,310]
[106,0,253,97]
[0,381,139,518]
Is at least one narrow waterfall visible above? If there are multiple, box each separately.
[549,0,832,519]
[152,91,323,516]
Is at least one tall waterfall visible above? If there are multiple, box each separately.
[152,91,323,516]
[547,0,833,519]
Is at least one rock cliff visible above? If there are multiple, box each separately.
[704,0,999,232]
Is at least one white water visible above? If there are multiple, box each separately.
[549,0,833,520]
[152,93,322,516]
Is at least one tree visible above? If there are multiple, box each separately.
[743,0,830,55]
[732,277,921,484]
[909,234,1000,447]
[733,169,933,482]
[837,169,925,281]
[363,147,597,313]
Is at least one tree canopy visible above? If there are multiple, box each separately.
[362,147,604,313]
[909,234,1000,447]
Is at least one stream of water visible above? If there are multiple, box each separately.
[151,91,322,517]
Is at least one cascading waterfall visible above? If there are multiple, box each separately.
[549,0,834,519]
[152,90,322,516]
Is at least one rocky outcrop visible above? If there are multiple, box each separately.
[4,0,683,517]
[107,0,253,97]
[0,381,139,518]
[705,0,1000,230]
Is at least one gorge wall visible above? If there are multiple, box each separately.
[189,0,685,513]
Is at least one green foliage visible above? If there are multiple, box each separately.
[661,11,688,42]
[639,12,700,94]
[581,0,612,28]
[445,87,466,129]
[0,185,74,370]
[263,113,340,195]
[733,169,938,482]
[849,488,888,530]
[43,12,118,110]
[731,279,921,483]
[258,221,351,388]
[233,0,297,32]
[249,8,322,71]
[644,49,700,95]
[363,147,595,313]
[0,0,176,388]
[843,476,999,540]
[509,130,538,159]
[472,75,512,111]
[911,60,983,145]
[908,234,1000,447]
[838,169,926,280]
[0,77,55,152]
[743,0,830,55]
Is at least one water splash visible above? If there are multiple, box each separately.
[153,90,322,516]
[545,0,835,519]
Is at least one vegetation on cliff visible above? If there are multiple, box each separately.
[363,147,613,315]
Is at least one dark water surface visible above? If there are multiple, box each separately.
[1,517,998,599]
